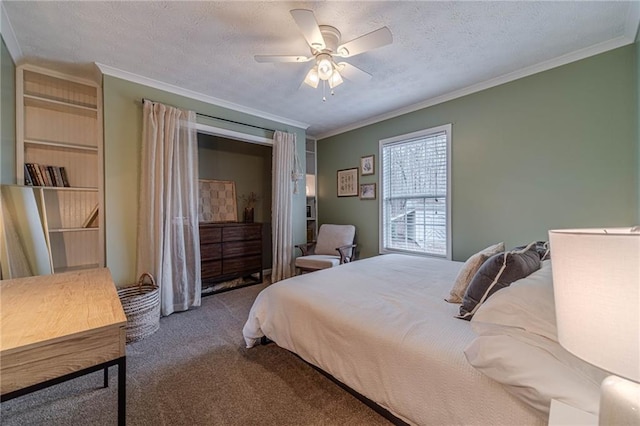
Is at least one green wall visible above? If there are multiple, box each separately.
[198,134,273,268]
[637,36,640,223]
[0,36,15,184]
[319,45,638,262]
[103,75,306,285]
[198,134,272,223]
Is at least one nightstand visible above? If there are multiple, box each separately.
[548,399,598,426]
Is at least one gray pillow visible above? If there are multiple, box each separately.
[457,243,541,320]
[514,240,550,261]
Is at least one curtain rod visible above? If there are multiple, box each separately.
[141,98,276,134]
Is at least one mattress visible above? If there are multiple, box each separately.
[243,253,545,425]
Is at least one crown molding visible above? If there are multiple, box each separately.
[96,62,309,131]
[316,33,636,140]
[625,0,640,41]
[0,1,22,62]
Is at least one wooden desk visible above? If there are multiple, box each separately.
[1,268,127,425]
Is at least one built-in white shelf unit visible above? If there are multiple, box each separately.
[16,64,104,273]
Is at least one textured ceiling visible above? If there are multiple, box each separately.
[3,1,638,138]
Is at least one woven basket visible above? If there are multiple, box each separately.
[117,272,160,343]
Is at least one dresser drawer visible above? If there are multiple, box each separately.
[222,224,262,242]
[199,223,263,286]
[199,226,222,244]
[200,243,222,261]
[201,260,222,279]
[224,240,262,258]
[223,255,262,275]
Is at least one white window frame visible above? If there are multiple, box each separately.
[378,124,452,260]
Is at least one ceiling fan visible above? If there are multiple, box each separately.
[255,9,392,98]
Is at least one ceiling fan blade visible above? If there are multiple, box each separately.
[254,55,312,63]
[337,62,372,83]
[290,9,325,51]
[337,27,393,58]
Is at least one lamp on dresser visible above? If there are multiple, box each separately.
[549,227,639,425]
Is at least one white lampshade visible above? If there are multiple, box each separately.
[549,227,640,381]
[328,70,343,89]
[303,67,320,88]
[305,174,316,197]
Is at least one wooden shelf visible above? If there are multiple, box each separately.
[39,186,99,192]
[25,139,98,152]
[24,95,97,117]
[54,264,101,273]
[23,68,98,108]
[48,227,99,233]
[17,64,104,273]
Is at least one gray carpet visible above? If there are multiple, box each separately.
[1,282,391,425]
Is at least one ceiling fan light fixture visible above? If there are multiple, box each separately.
[304,66,320,88]
[256,9,392,99]
[316,54,334,80]
[328,70,343,88]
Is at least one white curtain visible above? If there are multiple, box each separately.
[137,100,201,316]
[271,130,297,282]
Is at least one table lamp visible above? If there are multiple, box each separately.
[549,227,639,425]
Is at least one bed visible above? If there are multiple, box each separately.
[243,253,547,425]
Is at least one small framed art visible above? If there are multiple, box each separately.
[360,155,375,176]
[360,183,376,200]
[337,168,359,197]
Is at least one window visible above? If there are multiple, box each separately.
[379,124,451,259]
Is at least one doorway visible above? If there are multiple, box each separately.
[197,131,273,294]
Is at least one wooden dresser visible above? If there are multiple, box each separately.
[199,222,263,284]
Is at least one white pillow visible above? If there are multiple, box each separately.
[446,242,504,303]
[464,327,609,416]
[471,260,556,340]
[465,260,610,416]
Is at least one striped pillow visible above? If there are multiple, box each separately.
[457,242,541,320]
[446,242,505,303]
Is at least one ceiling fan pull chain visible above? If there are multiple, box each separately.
[322,80,327,102]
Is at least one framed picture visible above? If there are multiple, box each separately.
[198,179,238,223]
[360,183,376,200]
[360,155,375,176]
[337,168,359,197]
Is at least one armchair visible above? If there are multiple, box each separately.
[295,224,357,274]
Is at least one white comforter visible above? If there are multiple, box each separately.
[243,254,544,426]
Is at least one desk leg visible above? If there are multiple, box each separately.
[1,357,126,424]
[118,356,126,426]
